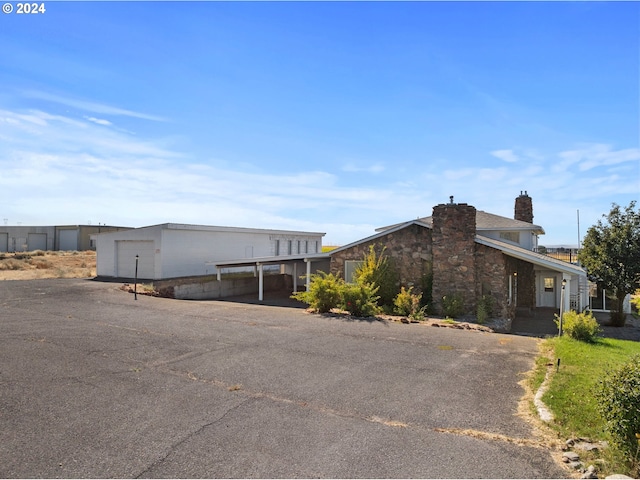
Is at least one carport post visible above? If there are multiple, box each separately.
[258,263,264,302]
[305,258,311,291]
[293,263,297,294]
[134,255,139,301]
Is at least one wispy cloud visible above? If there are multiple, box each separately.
[0,106,637,246]
[84,116,112,126]
[23,91,166,122]
[557,144,640,172]
[491,149,519,163]
[342,162,385,174]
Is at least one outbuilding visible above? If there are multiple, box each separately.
[0,225,130,252]
[94,223,325,281]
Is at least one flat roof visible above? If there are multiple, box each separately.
[213,253,330,269]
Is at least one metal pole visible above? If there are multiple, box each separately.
[134,254,139,301]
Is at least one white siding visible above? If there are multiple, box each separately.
[116,241,154,279]
[95,224,325,279]
[95,225,161,278]
[480,229,537,250]
[161,229,273,278]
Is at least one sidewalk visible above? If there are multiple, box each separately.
[511,308,640,341]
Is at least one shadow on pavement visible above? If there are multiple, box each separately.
[214,289,308,309]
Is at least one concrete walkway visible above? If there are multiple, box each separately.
[512,308,640,341]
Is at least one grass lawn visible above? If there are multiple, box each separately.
[533,335,640,476]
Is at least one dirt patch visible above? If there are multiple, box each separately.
[0,251,96,280]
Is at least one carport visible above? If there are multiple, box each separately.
[214,253,330,301]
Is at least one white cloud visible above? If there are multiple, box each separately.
[23,90,166,122]
[490,149,519,163]
[84,116,112,126]
[556,143,640,172]
[0,106,637,246]
[342,162,385,174]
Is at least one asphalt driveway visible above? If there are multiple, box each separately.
[0,279,566,478]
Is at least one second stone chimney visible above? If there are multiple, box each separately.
[514,191,533,224]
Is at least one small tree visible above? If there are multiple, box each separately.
[354,244,399,308]
[579,201,640,326]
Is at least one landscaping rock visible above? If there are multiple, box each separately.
[604,475,634,479]
[581,465,598,479]
[563,452,580,463]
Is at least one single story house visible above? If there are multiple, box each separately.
[93,223,326,282]
[329,193,589,319]
[0,225,130,252]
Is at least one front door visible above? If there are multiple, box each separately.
[540,276,557,307]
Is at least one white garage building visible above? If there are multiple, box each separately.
[94,223,326,280]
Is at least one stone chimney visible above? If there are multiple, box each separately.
[431,198,477,315]
[514,191,533,223]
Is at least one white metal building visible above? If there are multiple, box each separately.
[94,223,325,280]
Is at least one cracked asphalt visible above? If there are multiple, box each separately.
[0,279,566,478]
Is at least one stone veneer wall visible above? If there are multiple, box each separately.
[474,243,510,319]
[329,224,432,292]
[512,258,536,311]
[431,203,477,315]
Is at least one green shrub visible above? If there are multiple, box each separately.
[442,293,464,318]
[341,282,380,317]
[554,310,602,343]
[291,272,343,313]
[476,295,494,324]
[420,263,433,309]
[354,245,399,308]
[394,286,427,320]
[594,354,640,467]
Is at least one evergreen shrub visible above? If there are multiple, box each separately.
[442,293,464,318]
[594,354,640,470]
[554,310,602,343]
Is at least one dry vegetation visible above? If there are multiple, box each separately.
[0,250,97,280]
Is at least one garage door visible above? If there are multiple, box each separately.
[0,233,7,252]
[27,233,47,251]
[116,240,154,279]
[59,229,79,251]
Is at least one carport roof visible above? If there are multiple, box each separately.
[212,253,330,269]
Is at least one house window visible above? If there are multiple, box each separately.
[500,232,520,244]
[287,240,292,255]
[314,241,318,253]
[275,240,280,256]
[297,240,301,254]
[544,277,555,292]
[345,260,363,284]
[304,241,308,253]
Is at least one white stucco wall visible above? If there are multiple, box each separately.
[95,226,162,277]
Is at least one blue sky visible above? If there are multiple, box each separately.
[1,1,638,247]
